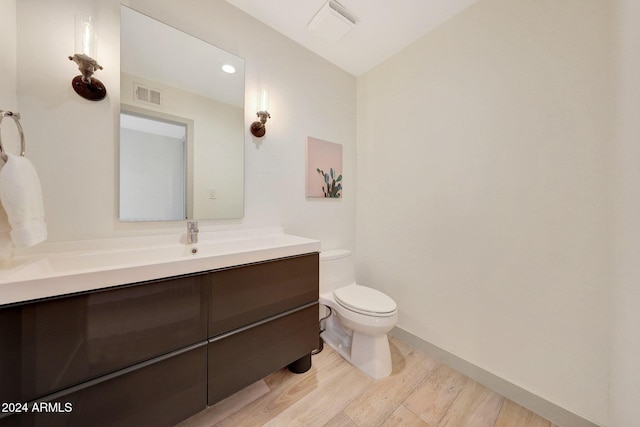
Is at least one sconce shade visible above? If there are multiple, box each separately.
[76,15,97,57]
[257,89,269,113]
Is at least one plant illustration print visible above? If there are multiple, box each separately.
[306,136,343,198]
[317,167,342,198]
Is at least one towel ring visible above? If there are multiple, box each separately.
[0,110,26,163]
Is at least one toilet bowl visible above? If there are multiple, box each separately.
[319,249,398,379]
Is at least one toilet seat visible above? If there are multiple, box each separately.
[333,284,397,317]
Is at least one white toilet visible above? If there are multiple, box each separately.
[319,249,398,379]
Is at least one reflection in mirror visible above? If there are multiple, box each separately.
[120,6,245,221]
[120,109,189,221]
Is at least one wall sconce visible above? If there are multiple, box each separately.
[68,15,107,101]
[250,90,270,137]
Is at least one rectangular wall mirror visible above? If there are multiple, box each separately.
[120,5,245,221]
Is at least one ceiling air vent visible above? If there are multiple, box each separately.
[134,82,162,107]
[308,0,356,43]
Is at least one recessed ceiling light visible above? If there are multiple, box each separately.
[221,64,236,74]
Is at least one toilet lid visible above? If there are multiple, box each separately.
[333,284,397,316]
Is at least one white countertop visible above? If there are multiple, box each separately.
[0,228,320,306]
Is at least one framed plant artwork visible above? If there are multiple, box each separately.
[306,136,343,198]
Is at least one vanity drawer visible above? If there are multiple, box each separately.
[0,344,207,427]
[208,253,319,337]
[208,303,318,405]
[0,274,207,403]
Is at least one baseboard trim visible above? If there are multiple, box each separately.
[389,327,601,427]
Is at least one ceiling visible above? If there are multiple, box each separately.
[225,0,480,76]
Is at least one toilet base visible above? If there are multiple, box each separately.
[351,331,392,379]
[321,319,393,379]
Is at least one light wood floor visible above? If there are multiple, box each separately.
[178,337,558,427]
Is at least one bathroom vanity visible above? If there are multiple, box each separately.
[0,229,320,426]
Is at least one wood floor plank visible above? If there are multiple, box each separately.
[403,363,469,426]
[389,336,417,358]
[494,399,551,427]
[263,360,373,427]
[437,380,504,427]
[176,379,270,426]
[324,410,358,427]
[381,405,430,427]
[343,347,438,426]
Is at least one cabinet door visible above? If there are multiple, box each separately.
[0,345,207,427]
[208,303,318,405]
[209,253,319,337]
[0,274,207,403]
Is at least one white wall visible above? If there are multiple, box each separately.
[0,0,20,245]
[0,0,17,113]
[0,0,17,234]
[356,0,612,424]
[610,0,640,425]
[15,0,356,250]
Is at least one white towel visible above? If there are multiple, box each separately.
[0,154,47,248]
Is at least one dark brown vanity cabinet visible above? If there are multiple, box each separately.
[207,254,319,404]
[209,253,319,335]
[0,274,207,404]
[0,345,207,427]
[0,252,319,426]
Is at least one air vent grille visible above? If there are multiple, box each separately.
[328,0,356,25]
[308,0,356,43]
[134,83,162,107]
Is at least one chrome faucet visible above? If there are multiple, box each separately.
[186,221,199,244]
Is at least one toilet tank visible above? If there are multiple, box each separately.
[319,249,355,293]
